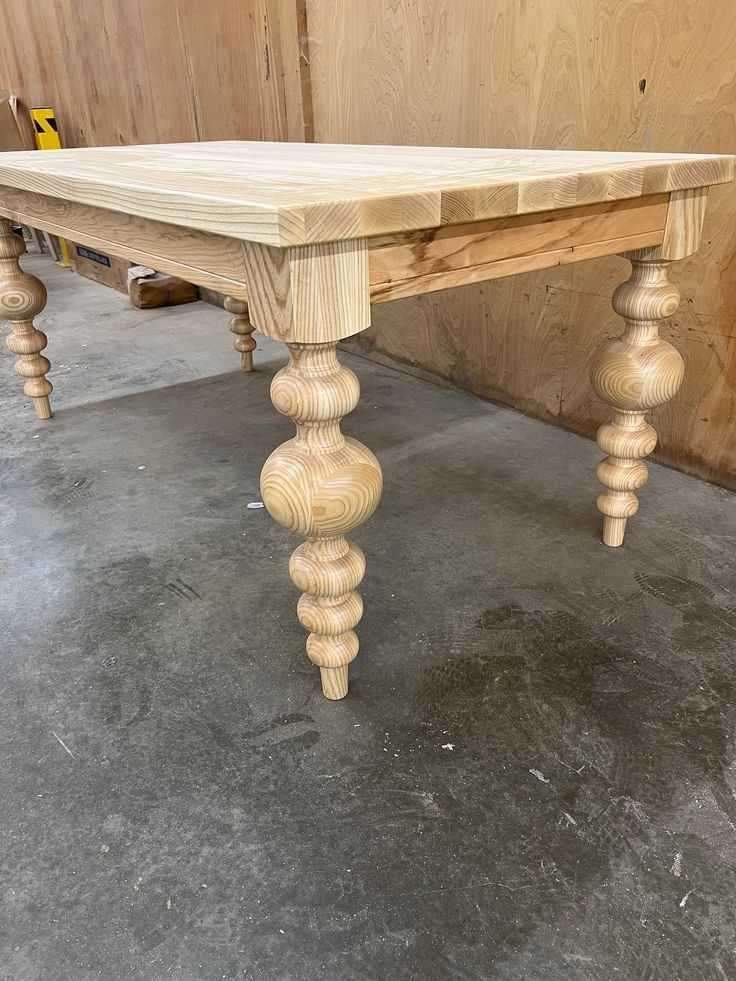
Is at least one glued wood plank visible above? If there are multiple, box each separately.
[0,143,730,246]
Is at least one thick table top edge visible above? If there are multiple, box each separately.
[0,143,732,247]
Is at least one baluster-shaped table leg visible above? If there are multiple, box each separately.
[0,219,53,419]
[243,236,379,698]
[261,342,382,698]
[224,296,256,372]
[590,248,684,546]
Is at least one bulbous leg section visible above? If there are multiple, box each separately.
[261,342,382,698]
[590,250,684,546]
[0,220,52,419]
[224,296,256,372]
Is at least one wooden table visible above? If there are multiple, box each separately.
[0,143,733,699]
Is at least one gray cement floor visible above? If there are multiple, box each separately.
[2,254,736,981]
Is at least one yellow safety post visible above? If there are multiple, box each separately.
[29,106,71,267]
[29,107,61,150]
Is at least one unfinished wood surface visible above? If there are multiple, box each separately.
[224,297,256,371]
[310,0,736,488]
[261,343,383,698]
[0,186,250,300]
[0,220,52,418]
[242,238,370,342]
[243,224,381,696]
[369,195,668,302]
[591,250,684,546]
[0,184,669,302]
[660,188,709,260]
[0,183,680,321]
[0,0,311,149]
[370,232,664,303]
[0,143,730,248]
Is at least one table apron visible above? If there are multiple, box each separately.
[0,186,251,300]
[368,193,669,302]
[0,187,703,309]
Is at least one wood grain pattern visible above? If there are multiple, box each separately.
[0,220,52,419]
[660,188,709,260]
[369,231,664,303]
[0,186,250,300]
[0,184,670,308]
[369,195,668,302]
[242,238,370,342]
[0,143,730,247]
[261,343,383,698]
[0,0,310,149]
[244,226,381,697]
[590,249,684,545]
[309,0,736,488]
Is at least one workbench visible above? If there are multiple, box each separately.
[0,142,732,698]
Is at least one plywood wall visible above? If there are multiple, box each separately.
[1,0,734,486]
[306,0,736,488]
[0,0,311,148]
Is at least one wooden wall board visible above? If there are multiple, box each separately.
[307,0,736,488]
[1,0,734,486]
[0,0,310,148]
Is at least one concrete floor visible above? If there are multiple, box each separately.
[2,255,736,981]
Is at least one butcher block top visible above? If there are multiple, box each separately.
[0,141,732,247]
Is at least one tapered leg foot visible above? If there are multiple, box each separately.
[34,394,53,421]
[601,515,627,548]
[320,665,349,701]
[261,342,382,698]
[224,296,256,372]
[590,249,684,547]
[0,220,53,418]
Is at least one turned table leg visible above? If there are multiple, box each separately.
[261,342,382,698]
[224,296,256,372]
[590,248,684,546]
[0,219,53,419]
[243,236,376,698]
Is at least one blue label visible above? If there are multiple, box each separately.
[76,245,111,267]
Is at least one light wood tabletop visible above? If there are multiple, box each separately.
[0,142,731,244]
[0,141,733,698]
